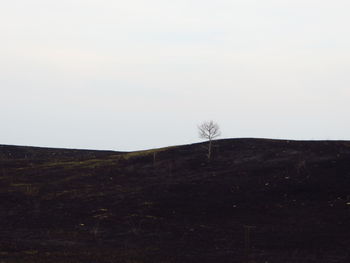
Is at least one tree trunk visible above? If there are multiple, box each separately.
[208,139,212,160]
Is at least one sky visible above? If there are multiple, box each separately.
[1,0,350,151]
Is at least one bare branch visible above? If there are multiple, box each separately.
[198,120,221,141]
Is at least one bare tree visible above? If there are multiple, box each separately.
[198,120,221,160]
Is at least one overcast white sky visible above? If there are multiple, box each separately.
[1,0,350,151]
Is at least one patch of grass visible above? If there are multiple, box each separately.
[10,183,40,196]
[122,147,174,160]
[27,158,120,171]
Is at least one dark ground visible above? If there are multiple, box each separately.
[0,138,349,263]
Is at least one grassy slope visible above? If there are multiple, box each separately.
[0,139,349,263]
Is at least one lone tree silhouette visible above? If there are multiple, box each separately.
[198,120,221,160]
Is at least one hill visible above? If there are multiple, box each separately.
[0,139,349,263]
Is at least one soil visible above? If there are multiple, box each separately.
[0,138,349,262]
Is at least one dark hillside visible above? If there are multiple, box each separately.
[0,144,118,161]
[0,139,349,263]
